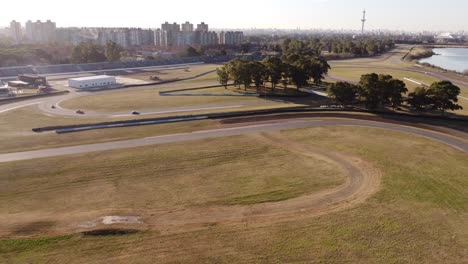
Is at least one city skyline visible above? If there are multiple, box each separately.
[1,0,468,32]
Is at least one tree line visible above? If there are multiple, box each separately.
[71,41,123,63]
[328,74,463,114]
[217,53,330,91]
[246,36,396,57]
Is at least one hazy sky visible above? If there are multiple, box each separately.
[2,0,468,31]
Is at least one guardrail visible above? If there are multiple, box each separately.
[32,107,468,134]
[0,90,69,106]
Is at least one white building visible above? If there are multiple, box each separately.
[9,20,22,44]
[68,75,116,89]
[25,20,56,44]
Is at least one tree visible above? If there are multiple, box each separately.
[287,61,310,89]
[262,56,284,90]
[216,66,230,89]
[408,87,431,111]
[226,59,243,88]
[328,82,358,105]
[227,58,254,90]
[72,42,106,63]
[250,61,268,91]
[428,81,463,114]
[105,41,122,62]
[386,79,408,110]
[309,57,331,85]
[184,46,200,57]
[358,73,381,109]
[240,43,251,53]
[358,73,407,110]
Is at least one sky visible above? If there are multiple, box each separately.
[1,0,468,32]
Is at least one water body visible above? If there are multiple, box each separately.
[419,48,468,73]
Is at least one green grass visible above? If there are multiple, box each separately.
[1,126,467,263]
[0,236,72,254]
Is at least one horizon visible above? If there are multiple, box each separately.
[1,0,468,32]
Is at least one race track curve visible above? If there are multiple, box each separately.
[0,117,466,237]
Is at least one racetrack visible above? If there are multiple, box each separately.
[0,118,466,163]
[1,116,466,238]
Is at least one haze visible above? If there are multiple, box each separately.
[1,0,468,31]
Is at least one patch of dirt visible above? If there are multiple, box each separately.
[101,216,142,225]
[81,228,140,236]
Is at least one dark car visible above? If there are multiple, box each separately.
[76,110,85,115]
[131,111,140,115]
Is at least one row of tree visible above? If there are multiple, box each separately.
[328,74,463,113]
[217,55,331,91]
[71,41,122,63]
[278,37,395,57]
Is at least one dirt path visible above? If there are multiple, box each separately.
[2,133,382,238]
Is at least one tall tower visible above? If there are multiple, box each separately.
[361,9,366,34]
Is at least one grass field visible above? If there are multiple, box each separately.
[0,103,310,154]
[0,135,346,234]
[60,83,265,112]
[124,64,219,82]
[1,126,467,263]
[0,106,224,154]
[327,65,468,115]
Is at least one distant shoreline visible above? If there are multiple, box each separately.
[416,47,468,75]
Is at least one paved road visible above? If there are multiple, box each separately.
[0,119,466,163]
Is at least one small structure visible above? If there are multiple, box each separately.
[7,80,29,88]
[68,75,117,89]
[0,87,17,97]
[435,33,461,44]
[18,74,47,87]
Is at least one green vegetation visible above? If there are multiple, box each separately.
[1,127,467,263]
[71,42,107,63]
[328,81,359,105]
[281,37,395,58]
[104,41,123,62]
[328,72,463,113]
[182,46,203,57]
[217,54,330,91]
[357,73,408,110]
[0,44,71,67]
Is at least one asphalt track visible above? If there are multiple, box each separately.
[0,118,466,163]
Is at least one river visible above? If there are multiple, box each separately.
[419,48,468,73]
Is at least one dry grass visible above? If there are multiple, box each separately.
[1,126,467,263]
[0,102,308,154]
[124,64,219,82]
[0,135,345,233]
[60,83,264,112]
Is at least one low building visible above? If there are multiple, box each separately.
[68,75,116,89]
[18,74,47,87]
[0,87,15,97]
[7,80,29,88]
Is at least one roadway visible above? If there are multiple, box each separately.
[0,118,466,163]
